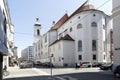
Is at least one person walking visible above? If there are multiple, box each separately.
[75,63,78,69]
[3,65,7,71]
[80,62,82,69]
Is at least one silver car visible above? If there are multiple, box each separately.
[19,61,33,68]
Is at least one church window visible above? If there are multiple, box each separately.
[77,23,82,29]
[91,22,97,27]
[37,29,40,36]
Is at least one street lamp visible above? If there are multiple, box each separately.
[49,54,53,79]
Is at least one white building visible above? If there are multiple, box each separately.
[21,46,34,61]
[112,0,120,70]
[0,0,14,79]
[34,1,112,67]
[0,0,15,67]
[34,18,58,63]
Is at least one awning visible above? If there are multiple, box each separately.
[0,42,8,56]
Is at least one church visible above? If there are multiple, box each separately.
[33,1,112,67]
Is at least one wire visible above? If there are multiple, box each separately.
[79,0,111,22]
[97,0,111,9]
[14,0,111,36]
[14,32,33,35]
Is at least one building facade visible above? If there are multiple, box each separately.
[34,2,112,67]
[0,0,14,79]
[112,0,120,70]
[21,46,34,61]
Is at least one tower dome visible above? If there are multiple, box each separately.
[34,18,41,27]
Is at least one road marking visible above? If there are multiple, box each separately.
[32,68,50,75]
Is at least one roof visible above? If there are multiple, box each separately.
[49,34,74,46]
[51,13,69,30]
[69,1,95,18]
[59,34,74,41]
[51,1,95,30]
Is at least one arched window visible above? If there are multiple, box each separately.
[77,23,82,29]
[37,29,40,36]
[91,22,97,27]
[92,40,97,51]
[70,27,72,32]
[78,40,82,51]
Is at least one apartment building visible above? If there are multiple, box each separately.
[0,0,14,79]
[21,46,34,61]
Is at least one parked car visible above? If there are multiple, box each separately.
[81,62,91,68]
[44,62,54,67]
[92,62,105,67]
[99,63,113,70]
[19,61,33,68]
[114,65,120,78]
[34,61,42,66]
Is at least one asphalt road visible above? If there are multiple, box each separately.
[3,66,120,80]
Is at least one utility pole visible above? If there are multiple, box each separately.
[50,54,53,79]
[0,54,3,80]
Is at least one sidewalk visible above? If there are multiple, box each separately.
[3,66,65,80]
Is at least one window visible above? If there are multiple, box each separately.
[78,40,82,51]
[41,43,43,48]
[78,55,82,60]
[70,27,72,32]
[59,33,62,37]
[93,14,96,16]
[45,35,47,43]
[78,16,80,19]
[77,23,82,29]
[64,29,68,32]
[104,55,106,60]
[91,22,97,27]
[37,29,40,36]
[103,24,105,29]
[93,54,96,60]
[92,40,97,51]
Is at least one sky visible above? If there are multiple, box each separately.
[8,0,112,57]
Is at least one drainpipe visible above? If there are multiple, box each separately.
[0,54,3,80]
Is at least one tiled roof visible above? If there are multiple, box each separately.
[49,34,74,46]
[69,4,95,18]
[51,13,69,30]
[51,2,95,30]
[59,34,74,41]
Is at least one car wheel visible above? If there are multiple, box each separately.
[114,73,120,78]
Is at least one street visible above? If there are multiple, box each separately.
[3,66,120,80]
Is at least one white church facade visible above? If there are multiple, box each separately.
[112,0,120,70]
[34,2,112,67]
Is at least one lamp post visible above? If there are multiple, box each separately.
[50,54,53,79]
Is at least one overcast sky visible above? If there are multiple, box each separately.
[8,0,112,57]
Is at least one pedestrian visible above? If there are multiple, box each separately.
[75,63,78,69]
[3,65,7,71]
[77,63,80,68]
[80,62,82,69]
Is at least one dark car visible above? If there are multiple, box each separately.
[92,62,105,67]
[44,62,54,67]
[114,65,120,78]
[100,63,113,70]
[34,61,42,66]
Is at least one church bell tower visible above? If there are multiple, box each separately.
[34,18,41,42]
